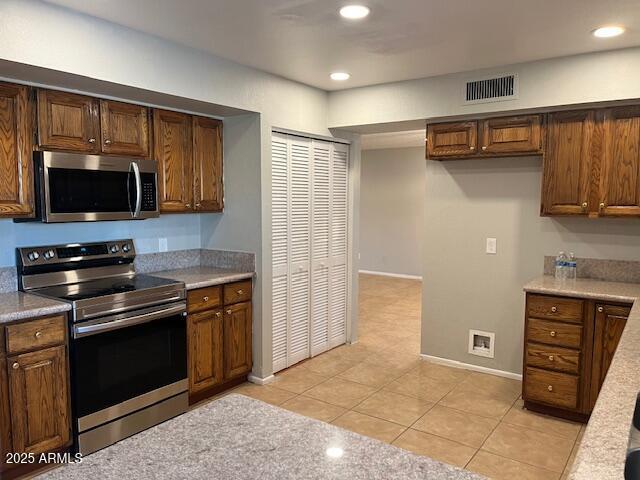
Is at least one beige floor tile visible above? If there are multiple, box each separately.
[482,423,575,473]
[303,377,376,409]
[409,361,471,384]
[338,362,404,388]
[300,354,359,377]
[271,369,328,394]
[562,427,585,477]
[353,390,433,426]
[280,396,347,422]
[502,399,581,441]
[385,372,457,403]
[439,388,515,419]
[365,350,421,372]
[412,405,499,448]
[467,450,561,480]
[332,411,406,443]
[233,384,296,406]
[453,372,522,403]
[392,429,476,468]
[330,343,375,363]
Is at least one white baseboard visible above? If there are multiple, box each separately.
[359,269,422,281]
[248,374,275,385]
[420,354,523,381]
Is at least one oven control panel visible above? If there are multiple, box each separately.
[18,240,136,266]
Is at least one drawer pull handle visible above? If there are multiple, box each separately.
[34,331,42,339]
[203,296,209,302]
[550,331,557,337]
[12,362,19,370]
[88,138,96,144]
[548,355,554,361]
[215,311,222,317]
[547,385,553,392]
[551,306,557,313]
[237,289,244,295]
[226,309,232,315]
[104,139,112,145]
[597,306,604,313]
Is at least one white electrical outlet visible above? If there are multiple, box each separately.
[159,238,168,252]
[486,237,497,254]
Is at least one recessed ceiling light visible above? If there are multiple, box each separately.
[593,26,625,38]
[330,72,350,81]
[339,5,370,20]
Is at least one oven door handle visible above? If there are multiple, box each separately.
[73,302,186,339]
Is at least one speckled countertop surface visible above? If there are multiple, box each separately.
[0,292,71,324]
[38,394,482,480]
[524,275,640,480]
[152,266,254,290]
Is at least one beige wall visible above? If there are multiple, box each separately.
[422,155,640,375]
[360,148,425,277]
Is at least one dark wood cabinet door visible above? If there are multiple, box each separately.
[193,116,223,212]
[590,304,630,409]
[0,356,12,472]
[0,82,33,218]
[426,121,477,158]
[598,106,640,217]
[187,309,224,395]
[153,109,193,212]
[541,110,595,216]
[99,100,150,157]
[37,89,99,153]
[479,115,542,154]
[7,346,70,454]
[223,302,252,379]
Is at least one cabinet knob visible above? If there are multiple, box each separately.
[186,203,191,208]
[104,139,112,145]
[597,306,604,313]
[88,138,96,144]
[196,203,201,208]
[469,146,475,150]
[215,311,222,317]
[547,385,553,392]
[548,355,554,361]
[481,146,487,151]
[203,296,209,302]
[550,331,557,337]
[599,202,605,210]
[226,309,232,315]
[581,202,588,209]
[237,289,244,295]
[12,362,19,370]
[551,306,557,313]
[34,331,42,339]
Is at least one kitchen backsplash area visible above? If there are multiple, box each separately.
[543,256,640,283]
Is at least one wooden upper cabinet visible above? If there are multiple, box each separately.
[99,100,150,157]
[598,106,640,217]
[479,115,542,154]
[188,309,224,394]
[8,345,70,454]
[223,302,252,379]
[37,89,99,153]
[154,109,193,212]
[541,110,595,216]
[590,303,630,410]
[193,116,223,212]
[0,82,33,218]
[426,121,477,158]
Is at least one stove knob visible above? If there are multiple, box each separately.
[27,251,40,262]
[110,245,120,254]
[122,243,131,253]
[43,249,55,260]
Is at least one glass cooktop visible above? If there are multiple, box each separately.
[34,274,181,302]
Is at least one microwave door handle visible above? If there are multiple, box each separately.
[73,303,186,339]
[132,161,142,218]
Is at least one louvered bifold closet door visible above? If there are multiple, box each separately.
[271,133,289,373]
[310,141,331,356]
[287,137,312,365]
[328,142,349,348]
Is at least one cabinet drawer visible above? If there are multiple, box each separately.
[6,315,66,355]
[527,294,584,323]
[223,281,252,305]
[527,318,582,349]
[525,367,578,410]
[526,343,580,375]
[187,286,222,313]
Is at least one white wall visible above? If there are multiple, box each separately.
[359,147,425,277]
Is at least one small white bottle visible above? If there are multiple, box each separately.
[555,252,567,280]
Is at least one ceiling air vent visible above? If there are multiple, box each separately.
[464,73,518,105]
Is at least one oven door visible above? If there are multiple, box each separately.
[71,302,187,433]
[39,151,158,222]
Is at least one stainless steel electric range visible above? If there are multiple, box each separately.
[17,240,188,455]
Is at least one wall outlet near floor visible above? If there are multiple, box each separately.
[486,237,497,254]
[158,237,168,252]
[468,329,495,358]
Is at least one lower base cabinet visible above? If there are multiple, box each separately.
[187,280,252,403]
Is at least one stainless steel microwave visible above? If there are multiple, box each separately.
[19,151,159,223]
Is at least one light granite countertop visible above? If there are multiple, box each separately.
[152,266,255,290]
[524,275,640,480]
[0,291,71,324]
[38,394,483,480]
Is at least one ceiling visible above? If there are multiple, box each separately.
[44,0,640,91]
